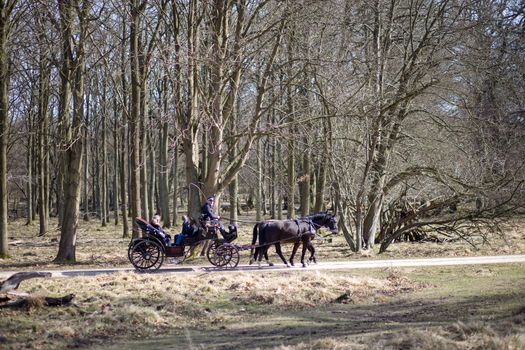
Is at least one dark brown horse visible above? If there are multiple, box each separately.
[250,212,338,267]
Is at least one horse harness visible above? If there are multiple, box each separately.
[294,219,316,238]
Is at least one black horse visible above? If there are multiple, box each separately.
[250,212,338,267]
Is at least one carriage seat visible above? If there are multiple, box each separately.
[135,218,171,246]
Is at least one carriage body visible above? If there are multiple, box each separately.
[128,217,239,272]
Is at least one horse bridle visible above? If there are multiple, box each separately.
[308,215,337,234]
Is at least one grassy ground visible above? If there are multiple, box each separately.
[1,215,524,349]
[0,264,524,349]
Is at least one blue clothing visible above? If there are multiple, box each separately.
[174,220,198,246]
[151,223,170,245]
[201,203,219,221]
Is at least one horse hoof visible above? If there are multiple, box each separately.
[285,263,290,268]
[249,259,254,265]
[268,262,274,267]
[302,263,307,268]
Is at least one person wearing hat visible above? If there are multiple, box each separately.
[201,196,227,236]
[201,196,219,221]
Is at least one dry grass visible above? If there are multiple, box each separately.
[0,264,523,350]
[0,270,423,350]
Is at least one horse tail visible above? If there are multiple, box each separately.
[249,223,259,262]
[252,223,259,245]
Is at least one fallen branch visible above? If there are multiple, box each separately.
[0,294,75,309]
[0,272,52,293]
[0,272,74,309]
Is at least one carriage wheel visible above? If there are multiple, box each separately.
[206,242,239,268]
[128,239,165,272]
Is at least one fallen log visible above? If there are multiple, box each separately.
[0,293,75,309]
[0,272,52,293]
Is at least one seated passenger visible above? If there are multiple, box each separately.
[174,215,195,246]
[150,214,171,245]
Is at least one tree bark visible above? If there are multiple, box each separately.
[159,102,171,226]
[119,15,129,238]
[113,96,119,226]
[37,32,50,237]
[25,109,33,225]
[0,1,14,258]
[256,138,262,221]
[101,86,108,227]
[55,0,89,263]
[129,0,143,238]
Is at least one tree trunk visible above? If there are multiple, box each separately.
[0,2,11,258]
[286,108,295,218]
[172,144,178,226]
[119,117,129,237]
[101,88,108,227]
[159,119,171,227]
[129,1,142,238]
[37,38,50,237]
[286,27,295,219]
[119,15,129,238]
[25,111,33,225]
[314,119,329,212]
[256,139,262,221]
[82,94,89,221]
[113,97,119,226]
[147,129,155,219]
[55,0,89,263]
[140,76,149,220]
[299,149,311,217]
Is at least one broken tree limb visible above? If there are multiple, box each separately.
[0,294,75,309]
[44,294,75,306]
[0,272,52,293]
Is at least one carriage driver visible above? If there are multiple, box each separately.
[201,196,228,237]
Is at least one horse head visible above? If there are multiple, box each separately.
[308,212,338,234]
[324,213,338,234]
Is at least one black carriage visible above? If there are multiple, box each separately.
[127,217,239,272]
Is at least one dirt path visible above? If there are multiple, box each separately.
[1,254,524,279]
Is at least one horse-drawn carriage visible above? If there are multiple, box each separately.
[127,217,240,272]
[128,211,339,272]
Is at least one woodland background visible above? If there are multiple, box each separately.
[0,0,523,262]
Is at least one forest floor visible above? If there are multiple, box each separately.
[1,215,524,349]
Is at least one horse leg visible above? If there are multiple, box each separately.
[264,249,270,265]
[250,247,258,265]
[274,243,289,267]
[258,245,269,268]
[300,239,308,267]
[307,242,316,264]
[250,223,259,265]
[290,242,300,266]
[264,245,274,266]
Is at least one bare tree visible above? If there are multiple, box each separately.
[0,0,23,258]
[55,0,92,263]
